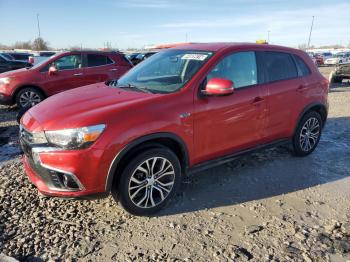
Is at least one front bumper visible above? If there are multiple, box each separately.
[0,93,13,105]
[20,130,108,197]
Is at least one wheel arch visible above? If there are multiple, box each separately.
[105,132,190,192]
[294,102,328,134]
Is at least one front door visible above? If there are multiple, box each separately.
[42,54,84,95]
[194,51,267,164]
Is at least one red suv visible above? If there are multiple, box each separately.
[19,43,329,215]
[0,51,132,109]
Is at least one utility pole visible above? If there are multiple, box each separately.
[36,13,41,38]
[307,16,314,48]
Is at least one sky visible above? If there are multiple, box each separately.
[0,0,349,50]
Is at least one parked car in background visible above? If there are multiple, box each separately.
[0,54,31,73]
[329,62,350,83]
[1,53,16,61]
[6,52,33,61]
[126,52,140,65]
[321,52,333,60]
[131,51,157,65]
[314,53,324,66]
[19,43,328,215]
[324,53,350,66]
[307,52,317,66]
[0,51,133,109]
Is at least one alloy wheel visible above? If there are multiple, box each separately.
[19,91,41,108]
[128,157,175,208]
[299,117,320,152]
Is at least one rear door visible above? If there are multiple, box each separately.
[259,51,302,142]
[82,53,116,85]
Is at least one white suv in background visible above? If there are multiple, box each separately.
[324,53,350,66]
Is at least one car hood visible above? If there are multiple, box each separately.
[0,67,31,78]
[24,83,159,131]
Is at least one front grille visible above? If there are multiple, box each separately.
[19,125,34,144]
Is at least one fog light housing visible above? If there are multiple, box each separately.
[42,165,84,191]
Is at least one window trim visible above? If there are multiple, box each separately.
[260,51,299,84]
[83,53,115,69]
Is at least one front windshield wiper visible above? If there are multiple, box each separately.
[108,80,153,93]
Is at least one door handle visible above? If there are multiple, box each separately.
[297,84,307,92]
[110,68,118,71]
[73,73,83,76]
[252,96,264,105]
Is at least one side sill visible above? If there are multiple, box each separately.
[188,138,291,175]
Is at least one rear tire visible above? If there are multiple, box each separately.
[16,87,44,110]
[292,111,323,157]
[112,147,181,216]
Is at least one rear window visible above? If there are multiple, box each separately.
[294,55,311,77]
[87,54,113,67]
[264,51,298,82]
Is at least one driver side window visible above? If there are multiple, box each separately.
[207,51,257,89]
[52,55,82,71]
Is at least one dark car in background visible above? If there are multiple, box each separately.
[6,52,33,61]
[126,52,140,63]
[330,62,350,83]
[131,51,157,65]
[0,54,31,73]
[0,50,133,109]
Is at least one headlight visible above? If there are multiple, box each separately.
[45,124,106,149]
[0,77,11,85]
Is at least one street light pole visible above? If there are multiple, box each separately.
[307,16,314,48]
[36,13,41,38]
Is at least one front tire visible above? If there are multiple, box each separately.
[292,111,323,157]
[16,87,44,110]
[114,147,181,216]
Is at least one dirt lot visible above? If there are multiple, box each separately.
[0,66,350,262]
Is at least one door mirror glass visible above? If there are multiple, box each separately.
[203,78,234,96]
[48,66,58,76]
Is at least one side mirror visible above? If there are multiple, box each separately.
[28,56,34,64]
[48,66,57,76]
[203,78,234,96]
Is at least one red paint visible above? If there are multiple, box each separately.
[20,43,329,197]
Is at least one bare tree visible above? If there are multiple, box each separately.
[13,41,32,50]
[32,37,50,51]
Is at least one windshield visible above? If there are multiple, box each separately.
[111,49,213,94]
[1,54,14,60]
[30,54,57,69]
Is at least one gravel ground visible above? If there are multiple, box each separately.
[0,66,350,262]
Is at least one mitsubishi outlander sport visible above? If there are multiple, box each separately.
[19,43,329,215]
